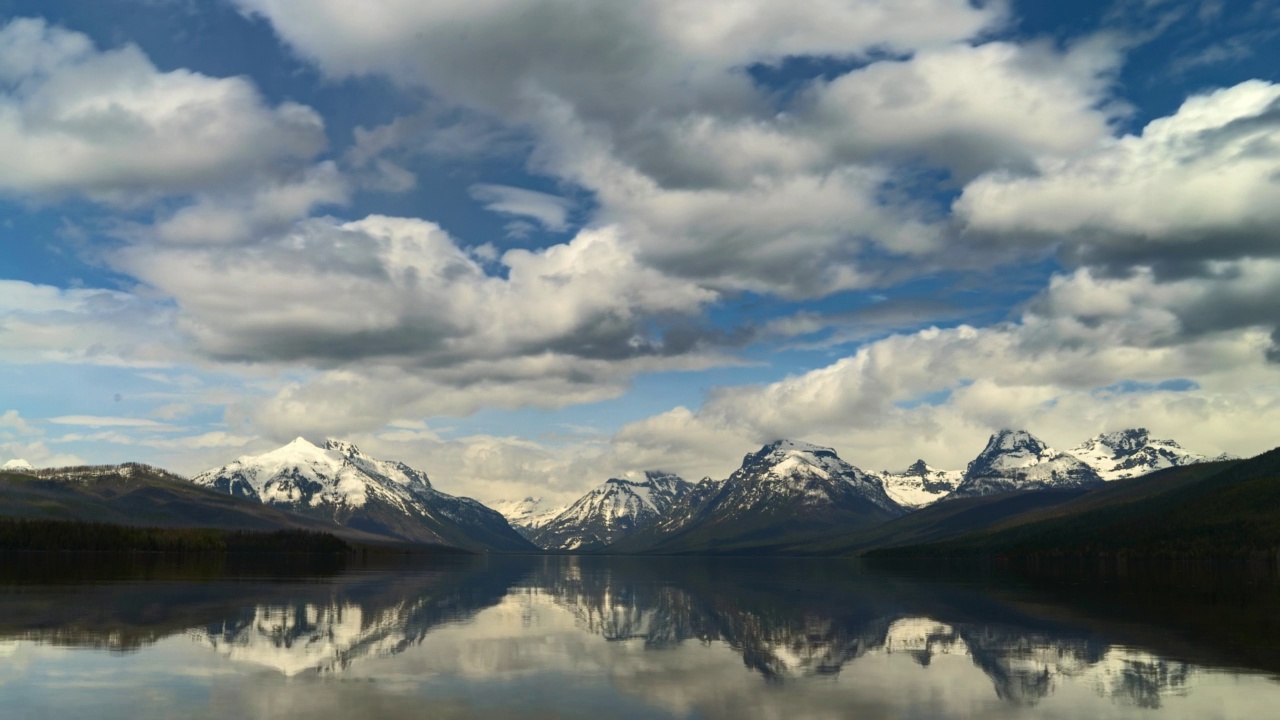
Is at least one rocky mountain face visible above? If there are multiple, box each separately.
[1068,428,1207,481]
[622,440,906,553]
[947,430,1102,499]
[528,471,694,551]
[193,438,534,552]
[873,460,962,508]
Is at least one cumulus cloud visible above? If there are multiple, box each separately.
[236,0,1115,297]
[118,215,716,366]
[957,80,1280,270]
[11,1,1280,494]
[0,280,180,367]
[145,162,350,245]
[604,266,1280,476]
[103,214,735,434]
[0,17,327,204]
[802,37,1125,179]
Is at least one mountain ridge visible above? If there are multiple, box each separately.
[193,438,534,553]
[608,439,905,554]
[529,471,694,551]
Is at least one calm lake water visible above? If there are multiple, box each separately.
[1,554,1278,719]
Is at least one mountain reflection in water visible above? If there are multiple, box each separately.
[0,554,1276,719]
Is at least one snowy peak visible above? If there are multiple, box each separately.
[491,496,565,539]
[723,440,902,513]
[192,439,529,551]
[1094,428,1153,453]
[974,429,1058,470]
[1,458,34,472]
[1069,429,1207,481]
[529,471,694,551]
[949,430,1100,499]
[874,460,961,509]
[740,439,857,484]
[626,440,907,553]
[323,438,366,458]
[904,459,932,476]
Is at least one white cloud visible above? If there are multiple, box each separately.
[234,1,1081,297]
[469,184,572,232]
[45,415,176,429]
[0,280,180,367]
[0,410,83,468]
[0,17,327,204]
[603,266,1280,477]
[957,80,1280,259]
[118,215,716,366]
[804,37,1124,179]
[145,162,350,245]
[234,1,1002,93]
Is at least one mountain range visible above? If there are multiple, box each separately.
[192,438,533,553]
[0,427,1247,556]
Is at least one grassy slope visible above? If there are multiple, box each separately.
[867,453,1280,558]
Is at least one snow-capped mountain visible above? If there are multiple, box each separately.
[1069,429,1207,481]
[193,438,534,552]
[1,458,34,472]
[529,471,694,551]
[873,460,962,508]
[947,430,1102,499]
[623,440,906,553]
[489,496,564,539]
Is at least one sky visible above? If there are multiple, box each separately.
[2,0,1280,506]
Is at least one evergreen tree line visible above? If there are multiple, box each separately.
[26,462,187,482]
[0,517,350,553]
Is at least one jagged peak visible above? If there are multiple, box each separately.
[1085,428,1163,452]
[323,438,365,457]
[762,439,836,455]
[983,429,1051,454]
[746,440,843,470]
[904,459,931,476]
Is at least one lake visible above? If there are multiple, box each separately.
[1,554,1278,719]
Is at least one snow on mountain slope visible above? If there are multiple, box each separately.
[1,458,34,472]
[623,440,906,553]
[530,471,693,551]
[873,460,961,508]
[193,438,533,552]
[947,430,1102,499]
[719,440,902,515]
[490,497,565,539]
[1069,429,1207,481]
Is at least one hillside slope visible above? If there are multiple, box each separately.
[0,465,395,545]
[868,454,1270,558]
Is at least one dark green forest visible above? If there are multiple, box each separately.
[0,517,351,553]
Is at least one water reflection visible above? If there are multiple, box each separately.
[0,554,1276,718]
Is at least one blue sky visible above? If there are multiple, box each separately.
[2,0,1279,503]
